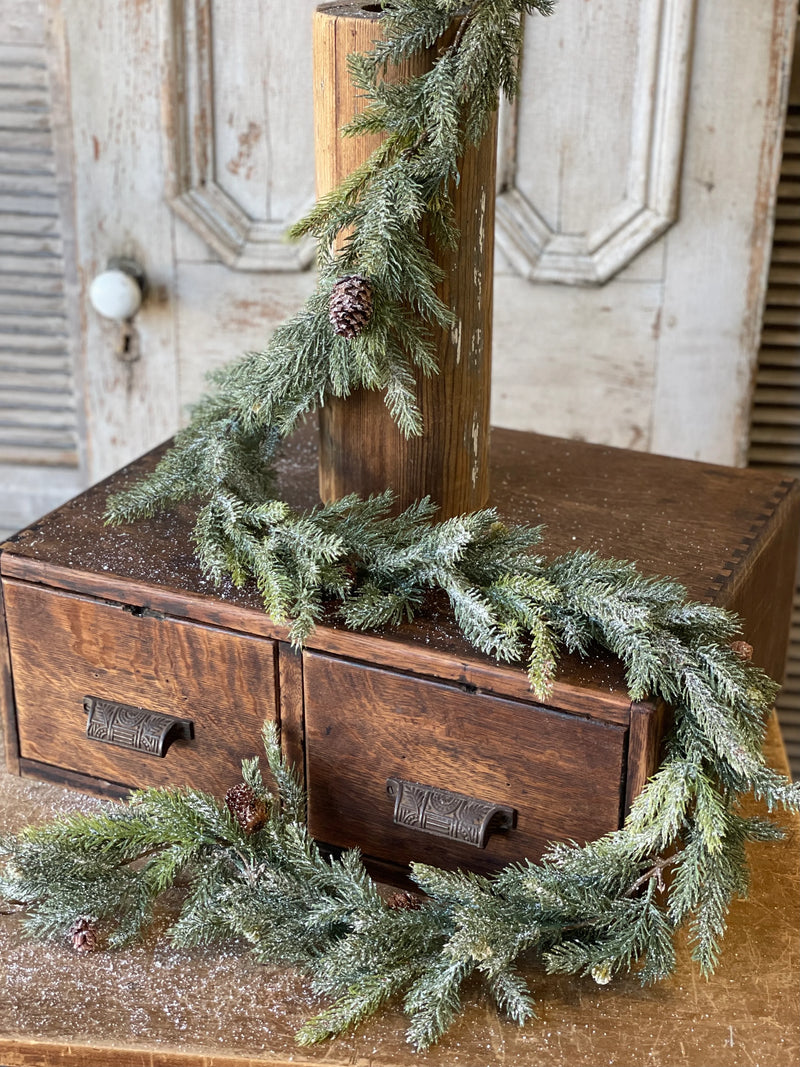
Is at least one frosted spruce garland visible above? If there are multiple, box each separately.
[2,0,799,1052]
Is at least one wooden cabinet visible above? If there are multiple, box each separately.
[1,424,798,873]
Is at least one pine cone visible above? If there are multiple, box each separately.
[386,891,423,911]
[329,275,374,339]
[731,640,754,662]
[70,916,98,953]
[225,783,268,835]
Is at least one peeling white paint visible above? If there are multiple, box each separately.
[473,265,483,313]
[470,326,483,369]
[452,317,463,365]
[471,412,481,487]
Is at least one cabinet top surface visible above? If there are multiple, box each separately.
[2,424,797,711]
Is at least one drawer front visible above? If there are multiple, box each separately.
[304,652,627,874]
[4,580,276,795]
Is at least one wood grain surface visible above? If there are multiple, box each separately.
[624,699,670,817]
[1,424,799,845]
[277,643,305,788]
[315,2,496,516]
[0,576,20,775]
[0,715,796,1067]
[303,651,627,872]
[3,580,278,797]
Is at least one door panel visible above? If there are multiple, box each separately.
[492,0,794,465]
[164,0,318,271]
[22,0,796,507]
[498,0,694,285]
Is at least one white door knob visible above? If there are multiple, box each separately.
[89,262,144,320]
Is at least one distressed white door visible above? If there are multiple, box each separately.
[492,0,795,464]
[23,0,797,508]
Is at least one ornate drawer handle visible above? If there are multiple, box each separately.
[386,777,516,849]
[84,696,194,758]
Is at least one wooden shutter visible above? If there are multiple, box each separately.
[0,35,78,468]
[749,46,800,779]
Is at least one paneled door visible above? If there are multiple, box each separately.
[2,0,793,532]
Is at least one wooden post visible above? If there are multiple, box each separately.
[314,1,497,517]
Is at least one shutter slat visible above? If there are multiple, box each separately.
[750,388,800,406]
[0,341,71,359]
[770,244,800,263]
[756,367,800,387]
[748,444,800,465]
[762,325,800,346]
[0,425,77,447]
[0,45,48,68]
[0,375,74,396]
[762,284,800,306]
[0,170,60,196]
[0,252,69,276]
[0,86,49,111]
[773,223,800,242]
[756,344,800,364]
[0,151,55,175]
[0,300,67,321]
[768,264,800,285]
[751,408,800,427]
[0,128,51,152]
[0,210,59,235]
[750,425,800,445]
[774,201,800,221]
[0,193,58,214]
[763,307,800,327]
[0,110,50,130]
[1,233,63,256]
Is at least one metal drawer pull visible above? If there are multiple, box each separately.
[386,777,516,848]
[84,696,194,757]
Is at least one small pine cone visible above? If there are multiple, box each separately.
[70,916,98,954]
[329,275,374,339]
[225,783,268,835]
[386,891,423,911]
[731,640,754,662]
[591,962,613,986]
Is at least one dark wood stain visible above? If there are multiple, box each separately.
[3,581,277,797]
[0,422,797,870]
[314,6,494,516]
[304,651,627,871]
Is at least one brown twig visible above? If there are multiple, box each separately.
[624,854,678,898]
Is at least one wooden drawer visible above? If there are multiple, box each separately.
[304,651,629,873]
[3,579,277,796]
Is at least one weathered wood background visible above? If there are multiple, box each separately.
[0,0,794,511]
[1,0,799,779]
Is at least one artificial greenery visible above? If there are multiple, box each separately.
[1,714,797,1051]
[2,0,798,1052]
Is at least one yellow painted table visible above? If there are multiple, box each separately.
[0,716,798,1067]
